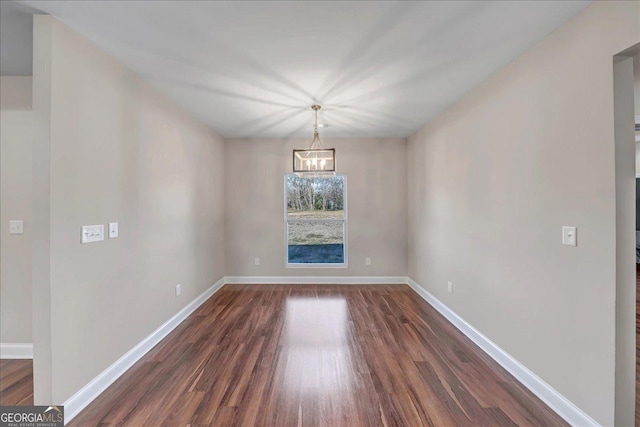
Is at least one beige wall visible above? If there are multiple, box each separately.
[406,2,639,425]
[634,55,640,176]
[0,76,32,110]
[32,16,225,404]
[634,54,640,113]
[23,1,638,423]
[0,110,33,344]
[225,138,407,277]
[32,15,53,403]
[613,54,636,427]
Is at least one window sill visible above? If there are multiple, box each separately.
[285,263,348,269]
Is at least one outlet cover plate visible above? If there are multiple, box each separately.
[562,226,577,246]
[9,220,23,235]
[109,222,119,238]
[81,225,104,243]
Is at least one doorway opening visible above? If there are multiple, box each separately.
[613,42,639,427]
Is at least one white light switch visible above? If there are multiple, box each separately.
[9,220,23,235]
[109,222,118,238]
[81,225,104,244]
[562,226,577,246]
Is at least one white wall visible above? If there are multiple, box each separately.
[613,54,636,427]
[1,75,34,346]
[225,138,407,277]
[0,110,33,344]
[0,76,32,110]
[31,16,225,404]
[635,54,640,176]
[406,2,639,425]
[634,54,640,113]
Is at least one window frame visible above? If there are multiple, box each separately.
[284,174,348,268]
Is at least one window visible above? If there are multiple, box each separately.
[285,174,346,266]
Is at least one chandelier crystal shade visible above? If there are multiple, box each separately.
[293,105,336,176]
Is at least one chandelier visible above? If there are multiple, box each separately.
[293,105,336,176]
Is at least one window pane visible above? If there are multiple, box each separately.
[286,175,344,219]
[287,221,344,264]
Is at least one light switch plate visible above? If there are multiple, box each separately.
[81,225,104,243]
[109,222,118,238]
[562,226,577,246]
[9,220,23,235]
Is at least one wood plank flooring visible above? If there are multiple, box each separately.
[636,265,639,427]
[68,284,566,426]
[0,359,33,406]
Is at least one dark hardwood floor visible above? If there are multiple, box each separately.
[636,265,639,427]
[67,284,566,426]
[0,359,33,406]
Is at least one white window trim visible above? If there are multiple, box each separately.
[284,174,348,268]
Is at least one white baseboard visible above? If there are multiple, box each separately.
[0,343,33,359]
[63,277,226,425]
[224,276,408,285]
[405,278,599,427]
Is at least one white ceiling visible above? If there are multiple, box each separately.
[14,1,590,138]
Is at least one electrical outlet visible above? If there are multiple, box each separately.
[365,257,371,266]
[81,224,104,243]
[175,284,181,296]
[255,257,260,266]
[447,281,453,293]
[9,220,23,235]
